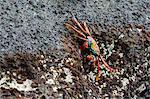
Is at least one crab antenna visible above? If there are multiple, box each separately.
[64,23,86,38]
[72,17,87,33]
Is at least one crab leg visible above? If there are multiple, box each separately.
[99,54,115,72]
[72,17,91,36]
[64,23,86,38]
[96,59,101,81]
[97,58,101,74]
[83,22,91,36]
[76,35,88,41]
[72,17,87,33]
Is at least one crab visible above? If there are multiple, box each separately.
[64,17,116,81]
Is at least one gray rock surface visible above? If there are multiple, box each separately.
[0,0,149,55]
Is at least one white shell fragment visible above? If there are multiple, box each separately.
[63,68,73,83]
[0,76,36,91]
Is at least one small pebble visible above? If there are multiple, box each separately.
[41,55,44,59]
[43,64,47,68]
[121,60,123,63]
[49,59,53,62]
[45,58,49,61]
[13,72,16,76]
[119,53,123,58]
[66,87,70,90]
[6,71,10,74]
[79,94,83,98]
[70,62,73,66]
[101,43,105,48]
[119,34,125,39]
[66,59,69,63]
[52,86,58,92]
[43,60,46,63]
[37,67,41,71]
[103,83,106,87]
[18,75,21,79]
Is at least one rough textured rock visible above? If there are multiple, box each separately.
[0,0,149,98]
[0,0,149,54]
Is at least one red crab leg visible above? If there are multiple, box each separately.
[83,22,91,36]
[99,54,115,72]
[72,17,87,33]
[76,35,88,41]
[96,59,101,81]
[97,58,101,74]
[64,23,86,38]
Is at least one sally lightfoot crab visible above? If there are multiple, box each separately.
[64,17,116,81]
